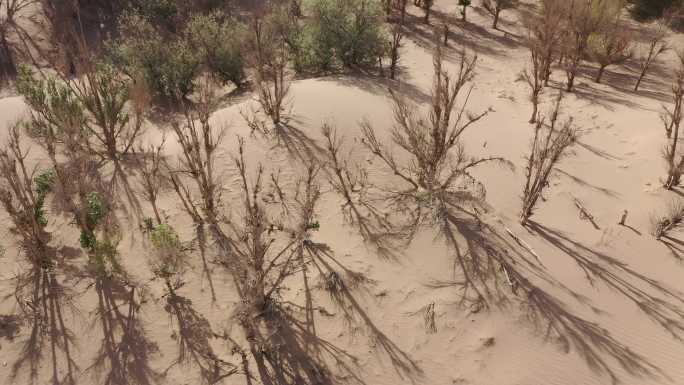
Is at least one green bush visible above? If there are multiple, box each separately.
[113,12,200,99]
[297,0,388,71]
[150,223,181,250]
[186,12,246,87]
[628,0,682,21]
[33,168,56,226]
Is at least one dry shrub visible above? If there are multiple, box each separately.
[662,53,684,189]
[520,92,577,224]
[634,18,670,91]
[651,199,684,239]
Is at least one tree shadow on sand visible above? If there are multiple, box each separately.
[429,212,666,384]
[10,246,80,385]
[526,221,684,341]
[239,240,423,385]
[86,275,161,385]
[162,284,243,384]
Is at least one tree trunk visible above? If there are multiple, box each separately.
[595,65,606,83]
[634,68,647,91]
[529,101,538,124]
[666,119,681,189]
[566,72,575,92]
[462,5,467,21]
[492,10,500,29]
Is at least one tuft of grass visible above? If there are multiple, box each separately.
[650,199,684,239]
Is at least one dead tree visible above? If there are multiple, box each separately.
[634,21,670,91]
[422,0,434,24]
[562,0,605,91]
[663,55,684,189]
[389,24,404,80]
[521,30,546,124]
[587,13,632,83]
[247,11,291,127]
[482,0,515,29]
[458,0,471,22]
[398,0,408,23]
[520,92,577,225]
[0,125,79,385]
[360,42,510,304]
[133,137,167,225]
[0,0,41,80]
[527,0,567,86]
[169,85,225,225]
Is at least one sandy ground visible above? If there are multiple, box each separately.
[2,1,684,384]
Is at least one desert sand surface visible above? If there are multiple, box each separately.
[2,1,684,385]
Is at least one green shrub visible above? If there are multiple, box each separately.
[16,65,88,138]
[90,239,122,277]
[297,0,388,71]
[113,12,200,99]
[150,223,181,250]
[186,12,246,87]
[33,168,56,226]
[86,191,105,229]
[149,223,184,279]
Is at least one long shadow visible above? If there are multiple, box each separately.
[87,276,160,385]
[162,283,241,384]
[527,221,684,340]
[326,74,431,105]
[419,201,663,383]
[194,225,218,303]
[555,168,620,198]
[307,243,422,382]
[270,122,327,164]
[241,241,421,385]
[11,250,80,385]
[574,140,623,162]
[401,12,509,58]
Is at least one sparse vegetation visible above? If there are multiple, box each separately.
[663,53,684,189]
[3,1,684,385]
[520,93,577,225]
[482,0,516,29]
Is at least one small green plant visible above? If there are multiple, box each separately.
[143,217,154,232]
[80,192,105,250]
[150,223,181,250]
[149,223,184,280]
[307,221,320,231]
[90,239,123,278]
[80,230,97,250]
[33,168,56,226]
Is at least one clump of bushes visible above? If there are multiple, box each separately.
[112,11,201,100]
[186,12,246,87]
[295,0,388,72]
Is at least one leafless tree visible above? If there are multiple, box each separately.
[587,12,632,83]
[521,29,546,123]
[562,0,606,91]
[0,125,79,385]
[482,0,515,29]
[634,19,671,91]
[526,0,567,86]
[520,92,577,224]
[422,0,434,24]
[0,0,40,80]
[389,23,404,80]
[246,10,291,128]
[133,137,167,225]
[169,85,225,225]
[663,54,684,189]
